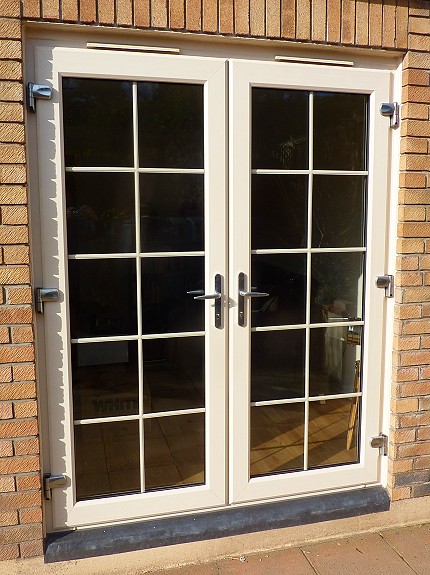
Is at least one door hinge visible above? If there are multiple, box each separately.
[43,473,67,500]
[380,102,399,129]
[370,433,388,456]
[27,83,52,113]
[375,275,394,298]
[35,287,60,313]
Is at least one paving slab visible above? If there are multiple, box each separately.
[216,547,316,575]
[301,532,417,575]
[149,563,219,575]
[380,524,430,575]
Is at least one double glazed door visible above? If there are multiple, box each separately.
[34,45,391,530]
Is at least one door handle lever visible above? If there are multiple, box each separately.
[188,274,223,328]
[238,272,269,326]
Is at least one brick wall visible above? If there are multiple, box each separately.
[0,0,430,562]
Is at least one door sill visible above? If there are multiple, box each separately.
[44,485,390,562]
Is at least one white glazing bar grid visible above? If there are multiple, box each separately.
[74,407,206,426]
[71,331,205,344]
[68,251,205,259]
[251,392,363,408]
[251,169,368,176]
[65,167,205,174]
[251,247,366,255]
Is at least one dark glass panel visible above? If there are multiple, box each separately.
[252,88,309,170]
[312,176,366,248]
[141,256,204,334]
[309,327,362,397]
[251,330,305,402]
[250,404,304,477]
[140,174,204,252]
[72,341,138,420]
[138,82,203,168]
[313,92,368,170]
[69,259,137,338]
[75,420,140,500]
[144,413,205,490]
[310,252,364,324]
[63,78,133,167]
[251,175,308,250]
[251,254,307,327]
[308,399,360,469]
[143,337,204,413]
[66,173,135,254]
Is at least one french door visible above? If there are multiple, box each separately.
[34,45,391,530]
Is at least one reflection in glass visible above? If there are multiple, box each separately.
[69,259,137,338]
[251,330,305,402]
[252,88,309,170]
[63,78,133,167]
[308,399,360,469]
[141,257,204,334]
[143,337,204,413]
[72,341,139,420]
[66,173,135,254]
[251,254,307,327]
[138,82,203,168]
[311,252,364,323]
[140,174,204,252]
[309,327,362,397]
[75,421,140,500]
[312,176,366,248]
[251,404,304,477]
[144,413,205,490]
[252,175,308,249]
[313,92,368,170]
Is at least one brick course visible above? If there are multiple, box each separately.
[0,0,430,563]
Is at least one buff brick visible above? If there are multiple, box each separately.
[403,51,430,71]
[2,246,29,265]
[0,81,23,102]
[0,327,10,343]
[0,61,22,84]
[1,206,28,226]
[420,256,430,270]
[0,419,38,440]
[397,239,425,254]
[185,0,201,32]
[401,120,430,138]
[311,0,326,42]
[389,458,414,474]
[395,304,422,320]
[0,456,40,475]
[0,492,41,512]
[0,123,25,144]
[0,39,21,60]
[391,486,411,501]
[116,0,133,26]
[409,17,430,35]
[0,366,12,383]
[0,0,20,17]
[392,428,416,443]
[400,154,430,172]
[398,442,430,457]
[151,0,168,27]
[414,454,430,469]
[170,0,184,28]
[0,19,21,39]
[13,401,37,419]
[0,511,17,527]
[397,256,419,271]
[0,306,32,325]
[392,398,419,413]
[404,319,430,333]
[396,272,422,287]
[403,68,430,87]
[0,383,36,400]
[250,0,265,36]
[296,0,310,40]
[7,287,32,304]
[400,381,430,396]
[11,326,33,344]
[400,351,430,367]
[16,474,41,491]
[219,0,234,34]
[0,544,19,560]
[133,0,149,26]
[18,508,42,524]
[0,164,26,184]
[393,336,420,351]
[202,0,217,32]
[402,85,430,105]
[0,267,30,285]
[0,523,42,545]
[401,103,429,121]
[0,440,13,456]
[356,1,369,46]
[0,476,15,493]
[14,437,39,455]
[393,367,419,382]
[399,189,430,204]
[22,0,41,17]
[400,138,428,155]
[0,102,23,122]
[403,291,430,306]
[395,3,408,49]
[0,401,13,419]
[398,412,430,428]
[20,539,44,558]
[398,223,430,238]
[409,34,430,53]
[12,365,35,382]
[417,428,430,441]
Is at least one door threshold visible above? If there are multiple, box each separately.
[45,486,389,562]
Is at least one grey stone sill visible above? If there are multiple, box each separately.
[45,485,390,563]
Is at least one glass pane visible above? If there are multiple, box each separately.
[138,82,203,168]
[144,413,205,490]
[309,328,362,397]
[252,175,308,250]
[251,254,307,327]
[141,256,204,334]
[251,330,305,402]
[311,252,364,324]
[63,78,133,167]
[75,421,140,500]
[308,398,360,469]
[66,173,135,254]
[140,174,204,252]
[251,404,304,477]
[313,92,368,170]
[312,176,366,248]
[143,337,204,413]
[72,341,138,420]
[69,259,137,338]
[252,88,309,170]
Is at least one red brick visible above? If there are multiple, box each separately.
[0,511,17,527]
[11,326,33,343]
[19,539,44,558]
[0,544,19,560]
[7,287,32,304]
[0,456,40,475]
[0,382,36,400]
[16,474,41,491]
[0,326,10,343]
[0,186,27,205]
[0,476,15,493]
[2,246,29,265]
[0,306,32,325]
[18,508,42,524]
[403,319,430,333]
[0,440,13,456]
[0,266,30,285]
[13,400,37,419]
[400,351,430,366]
[0,344,34,364]
[12,365,36,382]
[14,437,39,455]
[0,225,28,244]
[0,523,43,544]
[0,419,38,439]
[0,401,13,419]
[0,492,41,511]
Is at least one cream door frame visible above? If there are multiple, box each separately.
[35,45,227,529]
[228,59,392,503]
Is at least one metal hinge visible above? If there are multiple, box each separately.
[375,275,394,298]
[35,287,60,313]
[380,102,399,129]
[27,83,52,113]
[370,433,388,456]
[43,473,67,500]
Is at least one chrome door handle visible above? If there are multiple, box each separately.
[188,274,222,328]
[238,272,269,327]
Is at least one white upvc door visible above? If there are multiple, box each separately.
[34,44,392,531]
[229,59,391,503]
[35,46,227,529]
